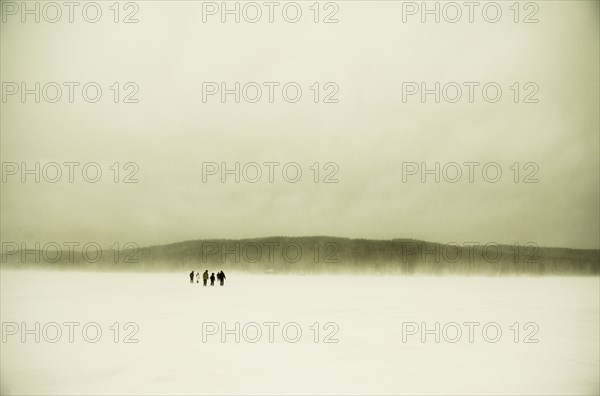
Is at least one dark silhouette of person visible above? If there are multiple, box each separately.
[219,271,226,286]
[203,270,209,286]
[189,271,194,283]
[210,273,216,286]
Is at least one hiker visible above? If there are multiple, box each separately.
[203,270,209,286]
[189,271,194,283]
[210,273,216,286]
[219,271,226,286]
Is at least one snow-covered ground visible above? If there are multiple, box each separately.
[1,270,598,395]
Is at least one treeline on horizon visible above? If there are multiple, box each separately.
[2,236,599,275]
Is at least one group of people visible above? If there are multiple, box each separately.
[189,270,226,286]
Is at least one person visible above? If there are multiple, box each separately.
[189,270,194,284]
[210,272,216,286]
[219,270,226,286]
[196,272,200,283]
[203,270,209,286]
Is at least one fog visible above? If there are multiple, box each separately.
[1,1,599,249]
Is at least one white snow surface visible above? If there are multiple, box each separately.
[1,270,598,395]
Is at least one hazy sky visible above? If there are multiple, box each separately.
[1,0,599,249]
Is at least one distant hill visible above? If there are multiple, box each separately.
[2,236,599,275]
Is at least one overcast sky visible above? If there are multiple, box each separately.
[1,1,598,249]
